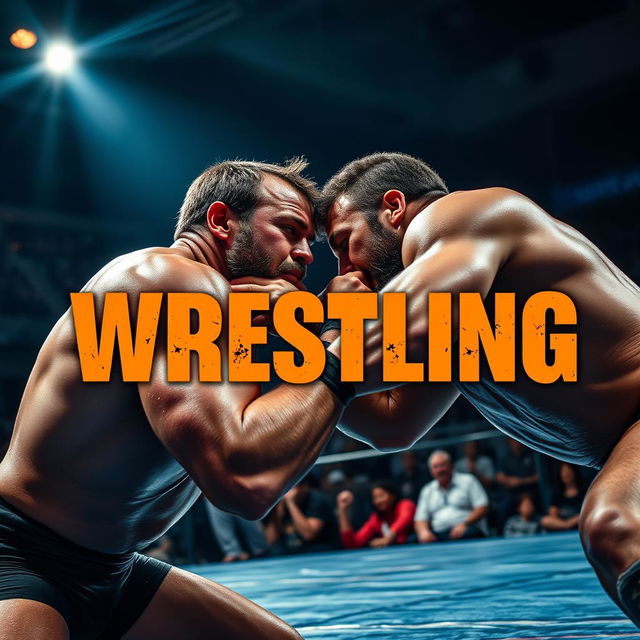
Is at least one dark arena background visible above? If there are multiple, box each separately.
[1,1,640,638]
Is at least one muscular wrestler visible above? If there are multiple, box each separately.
[0,159,349,639]
[317,152,640,626]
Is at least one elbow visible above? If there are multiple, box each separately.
[367,435,417,453]
[217,473,283,521]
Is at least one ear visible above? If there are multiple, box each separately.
[206,201,236,245]
[380,189,406,228]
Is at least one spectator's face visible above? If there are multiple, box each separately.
[429,454,453,486]
[560,463,577,487]
[372,487,395,513]
[519,496,535,520]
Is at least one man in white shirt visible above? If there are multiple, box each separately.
[415,450,489,543]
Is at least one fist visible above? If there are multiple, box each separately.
[336,490,354,509]
[230,277,306,328]
[324,271,373,294]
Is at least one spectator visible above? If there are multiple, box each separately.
[205,502,268,562]
[495,438,539,530]
[337,481,415,549]
[415,450,489,543]
[274,477,340,553]
[541,463,585,532]
[393,451,430,503]
[454,440,495,489]
[504,493,542,537]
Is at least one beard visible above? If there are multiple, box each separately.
[226,222,307,281]
[366,219,404,290]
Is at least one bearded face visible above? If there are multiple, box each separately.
[365,216,404,290]
[226,221,307,281]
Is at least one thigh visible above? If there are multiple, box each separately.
[123,567,301,640]
[0,599,69,640]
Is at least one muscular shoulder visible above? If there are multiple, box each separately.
[403,187,543,263]
[81,248,228,298]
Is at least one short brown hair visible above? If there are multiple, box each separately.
[174,158,319,240]
[318,152,448,235]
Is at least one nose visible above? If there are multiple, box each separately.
[339,255,355,276]
[291,238,313,265]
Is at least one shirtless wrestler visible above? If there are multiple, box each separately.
[0,159,348,639]
[316,152,640,626]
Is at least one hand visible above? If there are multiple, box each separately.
[324,271,373,295]
[230,277,307,327]
[284,486,299,503]
[418,530,437,544]
[449,522,468,539]
[369,537,391,548]
[336,490,354,510]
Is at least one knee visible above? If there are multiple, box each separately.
[580,504,636,568]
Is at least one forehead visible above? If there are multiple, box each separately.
[430,455,449,465]
[258,173,313,220]
[327,195,366,234]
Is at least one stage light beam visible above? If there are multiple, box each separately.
[44,43,76,74]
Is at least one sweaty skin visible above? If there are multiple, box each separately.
[0,175,343,555]
[327,187,640,467]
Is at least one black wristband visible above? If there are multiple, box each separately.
[319,348,355,406]
[319,318,341,337]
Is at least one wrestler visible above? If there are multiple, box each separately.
[317,152,640,626]
[0,159,350,639]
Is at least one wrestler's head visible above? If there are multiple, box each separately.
[175,159,318,284]
[319,152,448,289]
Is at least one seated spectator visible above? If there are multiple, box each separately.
[205,501,268,562]
[454,441,495,489]
[267,476,340,554]
[495,438,539,530]
[393,451,430,503]
[337,481,415,549]
[415,450,489,543]
[504,493,542,538]
[541,462,585,532]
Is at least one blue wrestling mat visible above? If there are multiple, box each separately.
[187,533,638,639]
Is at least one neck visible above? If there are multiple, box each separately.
[401,192,446,232]
[171,227,228,277]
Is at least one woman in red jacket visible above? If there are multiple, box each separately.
[337,481,416,549]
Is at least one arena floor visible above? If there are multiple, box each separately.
[187,532,640,639]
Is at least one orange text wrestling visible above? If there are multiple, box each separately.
[70,291,577,384]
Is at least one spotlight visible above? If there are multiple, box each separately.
[44,43,76,74]
[10,29,38,49]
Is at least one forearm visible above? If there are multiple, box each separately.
[414,520,432,538]
[285,500,319,541]
[541,514,578,531]
[234,382,342,492]
[336,381,458,451]
[464,506,488,526]
[337,508,353,533]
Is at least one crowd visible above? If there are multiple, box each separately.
[147,435,597,564]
